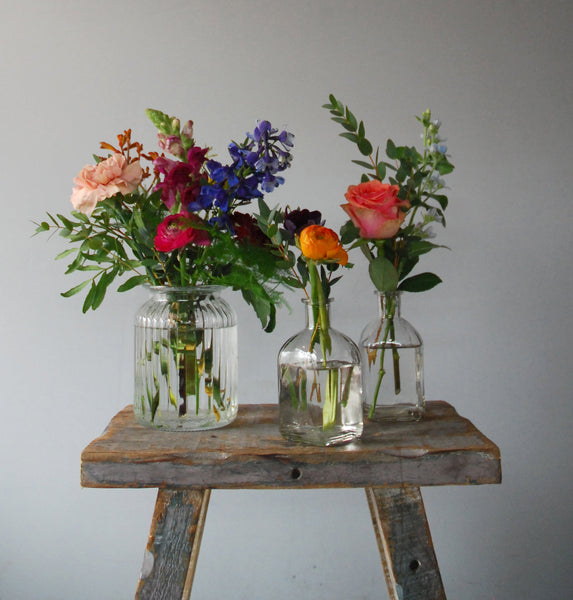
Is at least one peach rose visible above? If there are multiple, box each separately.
[342,181,409,239]
[70,153,143,215]
[299,225,348,266]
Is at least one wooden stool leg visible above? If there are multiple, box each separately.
[135,488,211,600]
[365,486,446,600]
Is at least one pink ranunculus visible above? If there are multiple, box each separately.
[342,181,409,239]
[70,153,143,215]
[154,212,210,252]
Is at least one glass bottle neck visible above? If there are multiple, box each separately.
[304,299,332,330]
[377,291,402,319]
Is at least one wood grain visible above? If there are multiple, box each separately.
[366,486,446,600]
[81,401,501,490]
[135,488,210,600]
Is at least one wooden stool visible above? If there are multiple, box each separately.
[81,401,501,599]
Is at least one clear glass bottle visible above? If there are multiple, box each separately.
[278,299,363,446]
[134,286,238,430]
[360,291,424,422]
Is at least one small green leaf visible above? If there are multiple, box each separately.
[358,138,373,156]
[436,160,454,175]
[257,197,271,220]
[117,275,148,292]
[55,248,77,261]
[61,280,91,298]
[345,107,357,130]
[35,222,50,233]
[339,132,359,143]
[376,162,386,180]
[369,257,399,292]
[398,272,442,292]
[352,160,374,170]
[339,220,360,245]
[386,139,397,159]
[82,282,97,313]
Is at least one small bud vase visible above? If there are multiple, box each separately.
[278,298,363,446]
[360,291,425,422]
[134,286,238,430]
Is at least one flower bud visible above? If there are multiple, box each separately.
[182,120,194,139]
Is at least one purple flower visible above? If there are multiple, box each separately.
[283,208,323,238]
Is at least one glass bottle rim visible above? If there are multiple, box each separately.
[301,297,334,306]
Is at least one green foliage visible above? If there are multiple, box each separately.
[323,93,455,293]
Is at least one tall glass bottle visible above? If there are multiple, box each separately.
[278,299,363,446]
[360,291,424,422]
[134,286,238,430]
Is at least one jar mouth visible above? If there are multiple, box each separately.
[301,297,333,306]
[147,285,226,299]
[148,284,225,293]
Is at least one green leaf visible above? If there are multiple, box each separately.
[351,159,374,170]
[369,257,399,292]
[333,117,356,132]
[117,274,148,292]
[339,220,360,245]
[398,272,442,292]
[386,139,397,159]
[82,282,97,313]
[430,194,448,210]
[55,248,77,261]
[345,107,358,130]
[339,132,358,143]
[35,222,50,233]
[406,240,443,258]
[257,197,271,220]
[61,280,91,298]
[358,138,373,156]
[376,162,386,180]
[436,160,454,175]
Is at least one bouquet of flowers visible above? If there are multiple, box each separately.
[323,93,454,417]
[35,110,295,332]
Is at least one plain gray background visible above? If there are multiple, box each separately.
[2,0,572,598]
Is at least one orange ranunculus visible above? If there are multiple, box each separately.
[299,225,348,266]
[342,180,409,239]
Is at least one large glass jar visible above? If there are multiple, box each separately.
[360,291,424,422]
[134,286,238,430]
[278,299,363,446]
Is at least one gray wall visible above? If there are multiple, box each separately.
[2,0,572,598]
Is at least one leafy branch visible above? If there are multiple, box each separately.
[323,93,455,294]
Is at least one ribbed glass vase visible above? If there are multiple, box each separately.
[278,298,363,446]
[134,286,238,430]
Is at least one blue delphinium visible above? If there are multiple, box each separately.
[199,120,294,222]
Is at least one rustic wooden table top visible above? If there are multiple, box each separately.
[81,401,500,490]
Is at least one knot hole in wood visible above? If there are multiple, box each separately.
[290,467,302,480]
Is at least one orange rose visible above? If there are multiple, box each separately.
[298,225,348,266]
[342,180,409,239]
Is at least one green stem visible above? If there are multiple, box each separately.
[368,293,401,419]
[307,260,336,429]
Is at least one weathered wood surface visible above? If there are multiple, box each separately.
[81,401,501,489]
[366,486,446,600]
[135,488,210,600]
